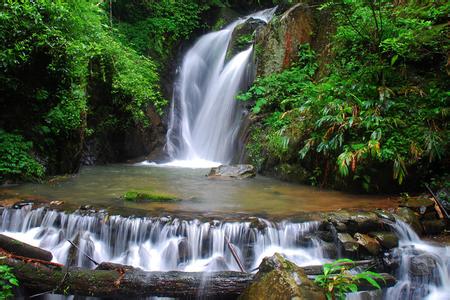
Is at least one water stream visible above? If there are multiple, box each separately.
[165,8,276,166]
[1,206,448,299]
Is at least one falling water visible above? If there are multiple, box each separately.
[165,8,276,166]
[385,220,450,300]
[0,206,323,272]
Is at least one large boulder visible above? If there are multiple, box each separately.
[255,3,313,77]
[208,164,256,179]
[239,253,325,300]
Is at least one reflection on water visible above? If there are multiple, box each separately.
[2,164,395,217]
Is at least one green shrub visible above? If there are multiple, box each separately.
[241,0,449,190]
[0,130,44,182]
[0,262,19,299]
[314,259,383,300]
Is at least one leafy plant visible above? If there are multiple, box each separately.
[314,259,384,300]
[0,261,19,299]
[0,130,45,182]
[242,0,449,190]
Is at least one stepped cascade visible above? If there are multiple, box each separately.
[1,206,449,299]
[165,8,276,166]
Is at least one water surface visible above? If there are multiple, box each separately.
[2,164,397,217]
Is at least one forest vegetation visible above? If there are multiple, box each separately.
[0,0,448,193]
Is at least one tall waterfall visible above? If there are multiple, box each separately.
[165,8,276,166]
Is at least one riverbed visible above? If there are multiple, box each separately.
[1,164,398,218]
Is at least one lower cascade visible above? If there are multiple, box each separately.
[1,206,448,299]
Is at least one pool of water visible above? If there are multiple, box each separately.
[1,164,397,217]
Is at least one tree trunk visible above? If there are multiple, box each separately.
[1,257,396,298]
[0,234,52,262]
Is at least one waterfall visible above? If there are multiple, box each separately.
[165,8,276,166]
[0,206,323,272]
[384,220,450,300]
[3,206,449,299]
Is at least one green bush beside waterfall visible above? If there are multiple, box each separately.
[240,1,449,191]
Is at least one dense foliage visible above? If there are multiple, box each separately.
[0,0,166,181]
[240,0,449,191]
[0,262,19,299]
[314,258,383,300]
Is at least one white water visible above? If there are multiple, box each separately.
[0,206,323,272]
[385,220,450,300]
[3,206,449,299]
[165,8,276,167]
[348,220,450,300]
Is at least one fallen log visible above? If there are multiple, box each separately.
[0,234,52,262]
[1,257,396,298]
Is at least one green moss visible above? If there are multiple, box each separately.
[122,190,179,202]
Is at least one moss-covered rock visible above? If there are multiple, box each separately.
[227,18,266,60]
[255,3,313,77]
[239,253,325,300]
[368,232,399,250]
[122,190,179,202]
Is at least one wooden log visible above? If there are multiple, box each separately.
[1,257,396,298]
[0,234,52,262]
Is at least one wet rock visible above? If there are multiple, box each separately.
[368,232,399,250]
[296,235,314,248]
[422,219,446,235]
[374,209,396,222]
[79,204,93,210]
[409,253,437,276]
[327,211,382,233]
[347,212,382,233]
[255,3,314,76]
[337,233,359,254]
[399,197,434,214]
[239,253,326,300]
[249,217,268,231]
[395,207,423,235]
[354,233,381,256]
[319,241,338,258]
[208,164,256,179]
[227,17,266,59]
[178,238,191,264]
[316,231,334,243]
[335,222,348,232]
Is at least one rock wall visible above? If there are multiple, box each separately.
[255,3,314,77]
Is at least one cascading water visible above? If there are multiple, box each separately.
[0,206,323,272]
[3,206,449,299]
[165,8,276,167]
[385,220,450,300]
